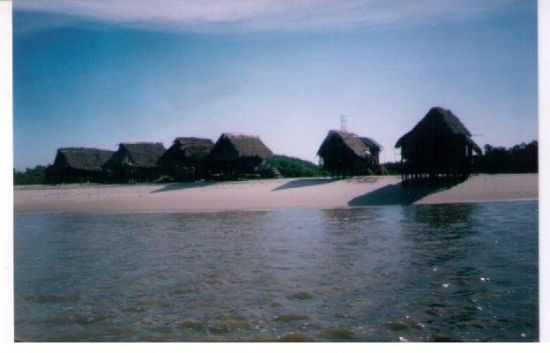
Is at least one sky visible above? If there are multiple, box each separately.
[13,0,538,170]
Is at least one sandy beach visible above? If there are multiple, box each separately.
[13,174,538,214]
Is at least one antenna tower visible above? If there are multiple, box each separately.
[340,114,348,131]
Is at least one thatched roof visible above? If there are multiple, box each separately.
[54,147,114,172]
[169,137,214,159]
[395,107,480,152]
[116,142,166,168]
[318,130,377,159]
[359,136,382,152]
[209,133,274,160]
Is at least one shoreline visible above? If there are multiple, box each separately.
[14,199,538,217]
[14,174,538,214]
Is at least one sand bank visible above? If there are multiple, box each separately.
[14,174,538,213]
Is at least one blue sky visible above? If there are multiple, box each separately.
[13,0,537,169]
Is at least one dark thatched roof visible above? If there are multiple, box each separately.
[169,137,214,159]
[209,133,274,160]
[318,130,378,159]
[117,142,166,168]
[54,147,114,172]
[359,136,382,152]
[395,107,480,152]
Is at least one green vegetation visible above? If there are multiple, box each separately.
[474,140,537,173]
[14,166,48,185]
[264,155,327,178]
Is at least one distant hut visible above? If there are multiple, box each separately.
[317,130,381,177]
[46,147,114,184]
[207,133,274,178]
[395,107,481,182]
[103,142,166,182]
[159,137,214,181]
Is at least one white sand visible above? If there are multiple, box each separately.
[14,174,538,214]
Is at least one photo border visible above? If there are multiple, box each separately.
[1,0,549,349]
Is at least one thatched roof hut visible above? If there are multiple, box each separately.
[46,147,114,183]
[207,133,274,177]
[396,107,481,152]
[107,142,167,168]
[395,107,481,180]
[317,130,381,176]
[159,137,214,181]
[162,137,214,162]
[53,148,114,171]
[104,142,166,182]
[210,133,273,160]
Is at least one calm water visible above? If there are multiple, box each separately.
[15,202,538,342]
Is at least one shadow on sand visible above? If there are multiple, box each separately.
[151,181,216,193]
[348,179,464,206]
[343,176,380,184]
[272,178,337,191]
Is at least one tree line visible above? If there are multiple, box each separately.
[474,140,538,173]
[14,166,48,185]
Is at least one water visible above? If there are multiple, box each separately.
[14,202,538,342]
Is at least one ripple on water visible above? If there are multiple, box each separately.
[14,202,539,341]
[177,320,206,331]
[287,292,315,301]
[274,314,309,323]
[27,293,81,304]
[280,333,311,342]
[318,328,355,340]
[207,319,251,334]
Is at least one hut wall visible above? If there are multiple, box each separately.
[319,139,374,177]
[401,135,473,178]
[47,155,107,184]
[46,166,106,184]
[207,156,263,178]
[320,154,372,177]
[208,138,238,162]
[125,166,162,183]
[104,153,162,183]
[105,164,162,183]
[159,149,207,181]
[162,162,199,181]
[103,154,127,182]
[207,138,268,178]
[235,156,264,174]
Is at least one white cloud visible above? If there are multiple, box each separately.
[14,0,522,32]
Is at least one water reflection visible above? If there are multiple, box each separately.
[394,204,484,340]
[409,203,476,228]
[15,202,538,342]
